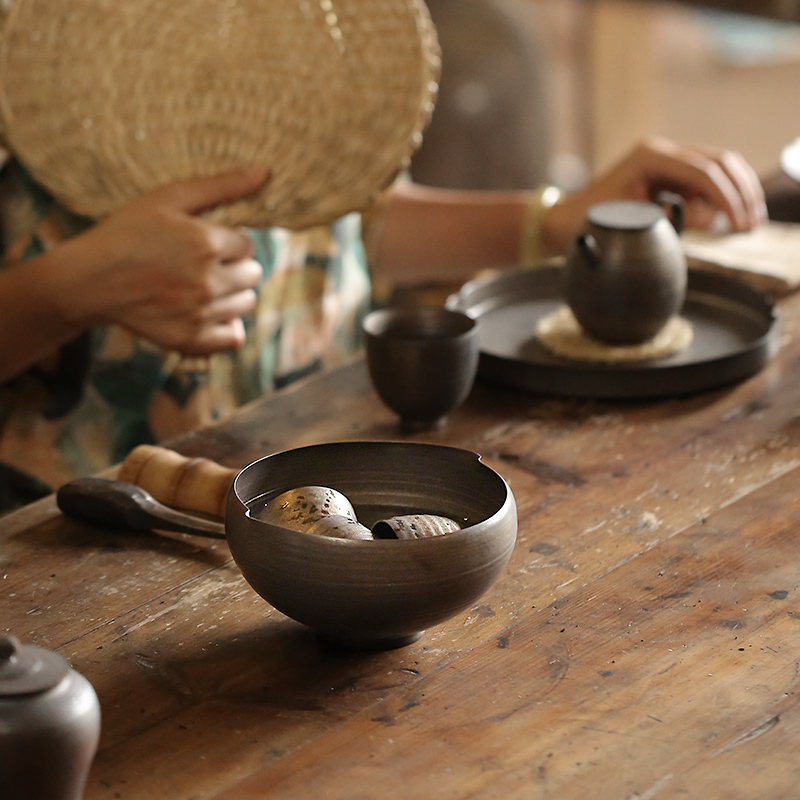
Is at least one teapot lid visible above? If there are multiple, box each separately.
[0,635,70,696]
[587,200,664,231]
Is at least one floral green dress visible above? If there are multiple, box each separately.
[0,160,372,510]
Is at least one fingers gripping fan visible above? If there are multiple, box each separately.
[0,0,440,229]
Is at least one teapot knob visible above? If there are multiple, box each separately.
[0,635,18,661]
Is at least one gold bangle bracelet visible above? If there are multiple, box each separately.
[521,184,562,268]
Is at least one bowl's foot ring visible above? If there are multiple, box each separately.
[315,630,424,651]
[400,417,446,433]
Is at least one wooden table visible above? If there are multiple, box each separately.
[6,287,800,799]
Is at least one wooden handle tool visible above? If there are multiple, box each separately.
[118,445,237,518]
[56,477,226,539]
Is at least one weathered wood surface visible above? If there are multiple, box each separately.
[5,292,800,798]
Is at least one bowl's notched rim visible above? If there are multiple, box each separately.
[230,440,513,540]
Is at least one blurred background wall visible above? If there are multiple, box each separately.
[412,0,800,191]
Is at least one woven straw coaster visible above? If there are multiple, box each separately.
[0,0,440,229]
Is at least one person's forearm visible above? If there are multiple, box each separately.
[375,182,531,283]
[0,251,87,383]
[372,138,767,290]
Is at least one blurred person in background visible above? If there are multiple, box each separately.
[0,0,767,510]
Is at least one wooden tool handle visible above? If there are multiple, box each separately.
[118,445,237,518]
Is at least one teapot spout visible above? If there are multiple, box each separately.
[576,232,601,266]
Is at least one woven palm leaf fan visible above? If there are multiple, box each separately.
[0,0,440,229]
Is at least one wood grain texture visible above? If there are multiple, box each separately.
[5,292,800,798]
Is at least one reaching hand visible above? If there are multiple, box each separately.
[545,137,768,255]
[50,166,270,355]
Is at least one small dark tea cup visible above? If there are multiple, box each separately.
[363,307,479,431]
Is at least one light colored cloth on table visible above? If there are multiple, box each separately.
[0,161,371,501]
[682,221,800,297]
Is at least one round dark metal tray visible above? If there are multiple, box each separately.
[447,264,778,399]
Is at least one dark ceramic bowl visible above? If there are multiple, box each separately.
[226,441,517,650]
[363,307,479,430]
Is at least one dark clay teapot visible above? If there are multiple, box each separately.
[564,198,687,345]
[0,636,101,800]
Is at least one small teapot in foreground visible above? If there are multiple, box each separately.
[564,198,687,345]
[0,636,101,800]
